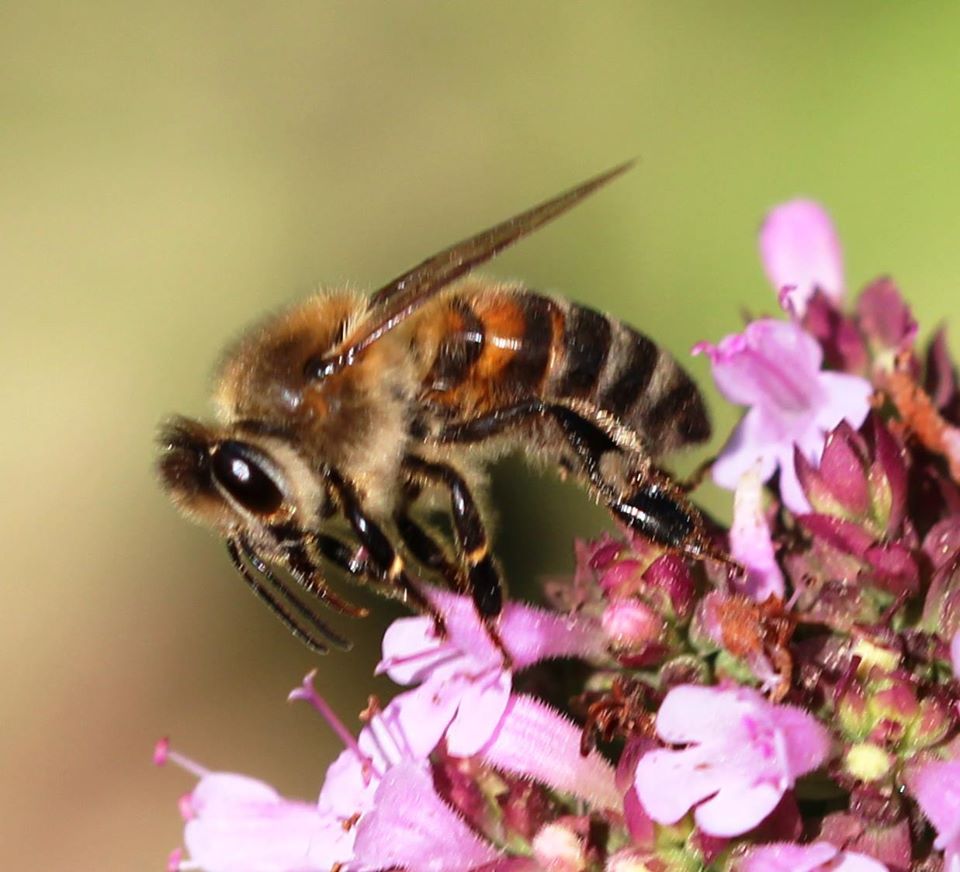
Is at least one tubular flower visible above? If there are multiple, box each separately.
[352,763,501,872]
[695,318,872,513]
[633,685,831,837]
[760,199,845,317]
[729,464,785,602]
[155,739,354,872]
[377,587,607,757]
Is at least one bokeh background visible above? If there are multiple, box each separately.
[3,2,960,868]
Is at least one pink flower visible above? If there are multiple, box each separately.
[155,739,353,872]
[378,591,619,810]
[906,759,960,871]
[377,588,606,757]
[160,670,512,872]
[352,763,501,872]
[739,841,888,871]
[633,685,831,837]
[729,464,785,602]
[760,200,844,318]
[694,318,872,513]
[952,631,960,679]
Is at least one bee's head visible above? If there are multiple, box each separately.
[156,416,324,547]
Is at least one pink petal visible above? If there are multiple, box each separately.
[740,841,837,872]
[741,842,888,872]
[184,774,350,872]
[352,763,501,872]
[831,853,891,872]
[445,669,512,757]
[812,371,873,437]
[430,589,502,664]
[695,777,783,836]
[775,441,813,515]
[634,744,726,824]
[760,200,844,316]
[952,631,960,679]
[387,681,464,760]
[706,320,824,410]
[317,748,376,819]
[771,705,832,779]
[653,685,755,744]
[189,773,280,815]
[730,466,785,602]
[907,759,960,850]
[379,615,456,685]
[480,694,620,810]
[712,409,781,491]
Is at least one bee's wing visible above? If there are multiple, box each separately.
[309,161,633,379]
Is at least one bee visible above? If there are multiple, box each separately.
[157,163,718,654]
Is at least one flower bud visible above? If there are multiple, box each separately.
[602,599,667,664]
[531,819,588,872]
[795,415,907,538]
[921,518,960,640]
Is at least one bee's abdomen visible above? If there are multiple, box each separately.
[423,287,709,454]
[545,303,710,455]
[550,300,711,453]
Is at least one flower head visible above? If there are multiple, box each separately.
[159,195,960,872]
[633,685,831,837]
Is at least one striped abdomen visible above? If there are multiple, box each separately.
[420,284,710,456]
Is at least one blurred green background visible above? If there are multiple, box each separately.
[3,2,959,868]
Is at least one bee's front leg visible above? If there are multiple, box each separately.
[323,467,448,640]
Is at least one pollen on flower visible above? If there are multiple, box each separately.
[157,198,960,872]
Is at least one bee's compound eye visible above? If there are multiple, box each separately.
[211,441,284,515]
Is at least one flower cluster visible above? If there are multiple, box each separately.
[158,201,960,871]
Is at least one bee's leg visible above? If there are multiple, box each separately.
[437,402,719,565]
[401,455,511,665]
[542,409,718,560]
[227,537,350,652]
[435,398,547,444]
[279,538,371,619]
[394,510,468,594]
[324,468,447,639]
[309,532,380,587]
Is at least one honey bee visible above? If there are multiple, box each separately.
[158,163,717,654]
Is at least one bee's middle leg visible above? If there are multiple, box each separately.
[401,455,510,663]
[393,506,468,595]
